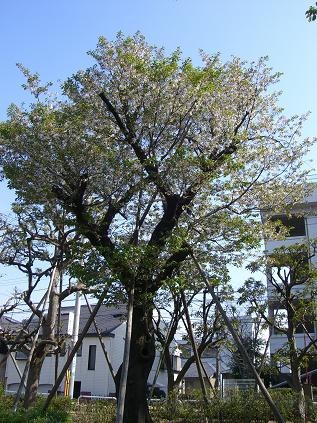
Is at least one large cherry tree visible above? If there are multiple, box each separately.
[0,33,313,423]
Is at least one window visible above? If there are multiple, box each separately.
[270,215,306,237]
[88,345,96,370]
[15,350,28,360]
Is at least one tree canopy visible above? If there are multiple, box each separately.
[0,34,312,277]
[0,33,315,423]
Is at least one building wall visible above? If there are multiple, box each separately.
[106,321,126,395]
[148,354,170,392]
[4,321,174,396]
[264,189,317,372]
[5,334,115,397]
[72,335,113,396]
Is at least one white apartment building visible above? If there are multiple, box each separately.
[263,187,317,381]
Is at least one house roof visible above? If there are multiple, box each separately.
[182,360,216,379]
[28,303,127,337]
[0,316,21,353]
[0,315,21,332]
[62,303,127,336]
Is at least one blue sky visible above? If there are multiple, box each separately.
[0,0,316,306]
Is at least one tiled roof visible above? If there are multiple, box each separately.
[61,303,127,336]
[0,316,21,353]
[182,360,216,379]
[28,303,127,337]
[0,315,21,332]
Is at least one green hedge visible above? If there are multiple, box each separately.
[0,386,316,423]
[72,401,116,423]
[151,388,317,423]
[0,388,73,423]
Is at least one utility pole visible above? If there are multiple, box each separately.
[68,291,81,399]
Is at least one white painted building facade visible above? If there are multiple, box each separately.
[4,304,181,397]
[263,187,317,374]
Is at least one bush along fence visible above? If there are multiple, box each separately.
[1,386,317,423]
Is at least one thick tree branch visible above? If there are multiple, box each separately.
[99,92,170,198]
[152,244,191,291]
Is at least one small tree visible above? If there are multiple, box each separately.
[229,334,266,379]
[154,285,230,395]
[0,205,85,408]
[238,242,317,422]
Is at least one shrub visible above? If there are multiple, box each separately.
[0,395,73,423]
[150,387,317,423]
[72,400,116,423]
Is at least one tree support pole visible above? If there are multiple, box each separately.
[43,288,109,412]
[200,357,216,394]
[180,290,210,407]
[191,253,285,423]
[83,293,115,382]
[54,262,64,384]
[148,317,175,401]
[115,286,134,423]
[9,353,26,388]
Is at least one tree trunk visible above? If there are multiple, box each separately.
[287,307,306,422]
[115,302,156,423]
[292,369,306,423]
[23,278,59,408]
[23,343,49,407]
[290,355,306,422]
[164,350,176,397]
